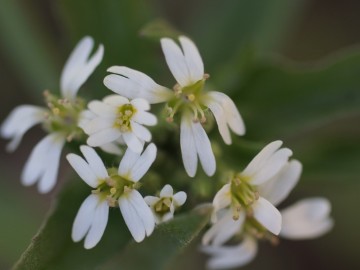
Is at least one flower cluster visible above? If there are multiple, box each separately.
[201,141,333,269]
[1,34,333,267]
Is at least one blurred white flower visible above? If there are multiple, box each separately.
[201,141,333,269]
[211,141,297,235]
[67,144,157,248]
[202,236,258,270]
[0,36,103,193]
[82,95,157,153]
[280,197,334,240]
[104,36,245,177]
[144,184,187,224]
[202,197,333,269]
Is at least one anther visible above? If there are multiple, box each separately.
[163,198,172,207]
[106,178,116,187]
[173,84,181,92]
[123,186,131,194]
[203,73,210,80]
[125,110,132,116]
[200,116,207,123]
[254,191,259,200]
[52,108,60,115]
[187,94,196,102]
[166,117,174,123]
[270,236,279,246]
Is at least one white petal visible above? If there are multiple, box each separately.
[130,121,151,142]
[119,196,145,242]
[80,145,108,179]
[251,148,293,185]
[207,91,245,136]
[72,194,98,242]
[131,98,150,111]
[122,132,144,153]
[173,191,187,206]
[161,38,191,86]
[206,99,231,144]
[61,37,104,99]
[1,105,46,152]
[202,210,245,246]
[179,36,204,82]
[118,147,141,176]
[88,100,116,117]
[180,116,198,177]
[161,212,174,223]
[160,184,173,197]
[21,133,64,192]
[83,117,114,134]
[280,198,333,240]
[144,196,159,206]
[84,200,109,249]
[192,121,216,176]
[87,128,121,147]
[129,190,155,237]
[212,184,231,221]
[258,160,302,206]
[203,236,258,270]
[38,136,65,193]
[78,110,96,130]
[104,69,172,104]
[132,111,157,126]
[242,140,283,176]
[103,95,129,107]
[66,154,98,188]
[252,197,282,235]
[128,143,157,182]
[100,142,123,156]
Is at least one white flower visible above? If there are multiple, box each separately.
[202,198,333,269]
[0,36,103,193]
[104,36,245,177]
[82,95,157,153]
[280,197,334,240]
[202,236,258,270]
[212,140,295,235]
[144,184,187,224]
[67,143,157,247]
[202,142,333,269]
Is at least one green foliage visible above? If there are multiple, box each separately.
[99,205,211,270]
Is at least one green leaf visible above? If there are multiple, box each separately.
[228,50,360,182]
[13,180,132,270]
[0,0,58,98]
[236,50,360,139]
[99,205,212,270]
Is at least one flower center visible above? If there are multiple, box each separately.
[43,91,85,142]
[93,168,138,207]
[154,197,172,215]
[230,174,259,220]
[166,74,209,123]
[113,104,136,132]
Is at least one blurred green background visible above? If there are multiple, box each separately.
[0,0,359,269]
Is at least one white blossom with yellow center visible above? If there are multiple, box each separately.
[82,95,157,153]
[144,184,187,224]
[103,36,245,178]
[66,144,157,249]
[1,36,103,193]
